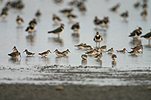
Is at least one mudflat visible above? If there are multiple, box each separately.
[0,84,151,100]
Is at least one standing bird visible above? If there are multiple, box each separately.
[111,54,117,67]
[129,27,142,39]
[23,49,35,56]
[35,10,41,18]
[120,11,129,21]
[131,45,143,53]
[81,54,87,65]
[12,46,18,52]
[60,8,73,16]
[62,49,70,56]
[93,32,103,47]
[16,15,24,26]
[140,8,148,19]
[25,25,35,33]
[38,50,51,57]
[54,49,67,57]
[141,30,151,45]
[71,22,80,34]
[67,13,77,23]
[107,48,114,54]
[116,48,127,53]
[8,51,21,58]
[52,14,62,26]
[110,3,120,12]
[48,24,64,38]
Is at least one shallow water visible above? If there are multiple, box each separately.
[0,0,151,85]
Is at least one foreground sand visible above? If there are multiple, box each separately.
[0,84,151,100]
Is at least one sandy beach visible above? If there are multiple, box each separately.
[0,84,151,100]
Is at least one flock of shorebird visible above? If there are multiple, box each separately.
[0,0,151,66]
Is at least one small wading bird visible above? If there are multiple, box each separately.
[0,6,9,20]
[71,22,80,34]
[35,10,41,18]
[39,50,51,57]
[25,25,35,33]
[120,11,129,21]
[107,48,114,54]
[110,3,120,12]
[81,54,87,65]
[60,8,73,16]
[16,15,24,26]
[116,48,127,53]
[54,49,70,57]
[8,46,21,58]
[129,27,142,40]
[93,32,103,47]
[23,49,35,56]
[67,13,77,23]
[111,54,117,67]
[48,24,64,38]
[140,8,148,19]
[141,30,151,45]
[52,14,62,25]
[12,46,18,52]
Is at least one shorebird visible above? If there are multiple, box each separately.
[134,1,141,8]
[54,49,67,57]
[52,14,62,25]
[141,30,151,45]
[12,46,18,52]
[62,49,71,56]
[25,25,35,33]
[140,8,148,19]
[83,44,93,50]
[120,11,129,21]
[0,7,8,20]
[35,10,41,18]
[129,27,142,39]
[81,54,87,65]
[94,52,102,62]
[48,23,64,37]
[93,32,103,47]
[71,22,80,33]
[77,1,87,13]
[16,15,24,25]
[111,54,117,67]
[85,49,98,56]
[39,50,51,57]
[60,8,73,16]
[74,43,86,49]
[29,18,37,27]
[98,45,107,52]
[128,49,138,56]
[116,48,127,53]
[110,3,120,12]
[131,45,143,53]
[23,49,35,56]
[8,51,21,58]
[107,48,114,54]
[67,13,77,23]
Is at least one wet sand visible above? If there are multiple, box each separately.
[0,84,151,100]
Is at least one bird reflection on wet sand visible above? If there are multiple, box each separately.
[71,33,80,43]
[26,34,36,46]
[41,57,50,65]
[48,37,64,47]
[55,56,69,64]
[129,38,142,46]
[8,58,21,65]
